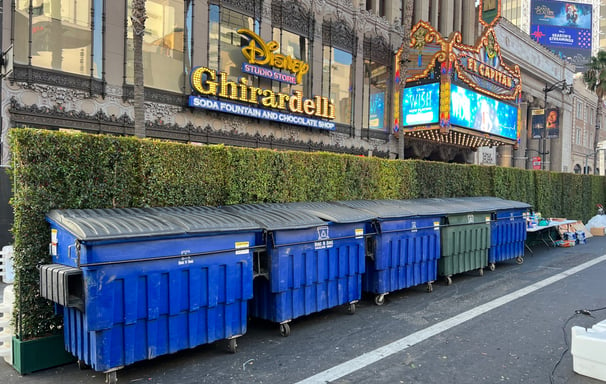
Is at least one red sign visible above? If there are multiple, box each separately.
[532,156,541,170]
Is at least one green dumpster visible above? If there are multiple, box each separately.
[434,198,492,285]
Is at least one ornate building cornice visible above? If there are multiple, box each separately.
[121,85,187,106]
[12,65,105,97]
[322,20,356,52]
[272,0,312,37]
[8,98,388,158]
[214,0,263,16]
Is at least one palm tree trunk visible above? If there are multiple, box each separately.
[132,0,147,138]
[398,0,414,160]
[593,96,602,173]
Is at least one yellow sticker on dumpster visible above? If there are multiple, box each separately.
[235,241,250,255]
[434,221,440,230]
[355,228,364,239]
[50,229,58,256]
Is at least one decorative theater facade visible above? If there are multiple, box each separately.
[395,20,523,163]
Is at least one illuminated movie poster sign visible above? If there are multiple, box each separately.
[189,29,336,131]
[450,84,518,140]
[530,0,592,70]
[401,83,440,126]
[369,92,385,130]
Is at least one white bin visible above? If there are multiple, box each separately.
[571,318,606,382]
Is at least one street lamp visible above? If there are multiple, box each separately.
[584,148,605,174]
[542,80,572,170]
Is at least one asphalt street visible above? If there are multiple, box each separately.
[1,234,606,384]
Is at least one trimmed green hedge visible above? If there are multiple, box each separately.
[8,128,606,339]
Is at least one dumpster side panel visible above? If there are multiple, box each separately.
[489,209,527,264]
[51,228,81,267]
[363,217,441,295]
[439,214,490,278]
[60,232,255,372]
[251,223,365,324]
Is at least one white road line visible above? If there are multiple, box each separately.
[294,254,606,384]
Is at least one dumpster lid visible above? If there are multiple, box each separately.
[46,208,184,240]
[282,201,375,223]
[469,197,531,210]
[390,199,450,217]
[224,203,327,230]
[336,200,417,219]
[146,206,261,233]
[402,198,482,215]
[46,206,261,241]
[447,197,531,212]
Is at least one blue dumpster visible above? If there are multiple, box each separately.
[338,200,442,305]
[464,197,530,269]
[225,202,370,337]
[39,206,261,382]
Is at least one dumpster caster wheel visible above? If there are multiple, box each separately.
[374,294,386,306]
[516,256,524,265]
[227,338,238,353]
[348,303,356,315]
[479,268,484,277]
[77,360,90,370]
[105,371,117,384]
[489,263,495,271]
[445,276,452,286]
[426,283,433,293]
[279,323,291,337]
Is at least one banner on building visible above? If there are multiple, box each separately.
[545,107,560,139]
[530,0,592,71]
[531,109,544,139]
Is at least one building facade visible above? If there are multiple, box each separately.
[1,0,402,166]
[498,0,606,174]
[1,0,494,167]
[1,0,602,170]
[571,72,606,174]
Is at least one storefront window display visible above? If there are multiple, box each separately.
[208,5,259,84]
[323,46,353,126]
[363,59,388,131]
[271,28,310,97]
[15,0,103,78]
[126,0,191,92]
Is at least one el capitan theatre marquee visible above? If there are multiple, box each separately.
[189,29,336,131]
[395,21,522,150]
